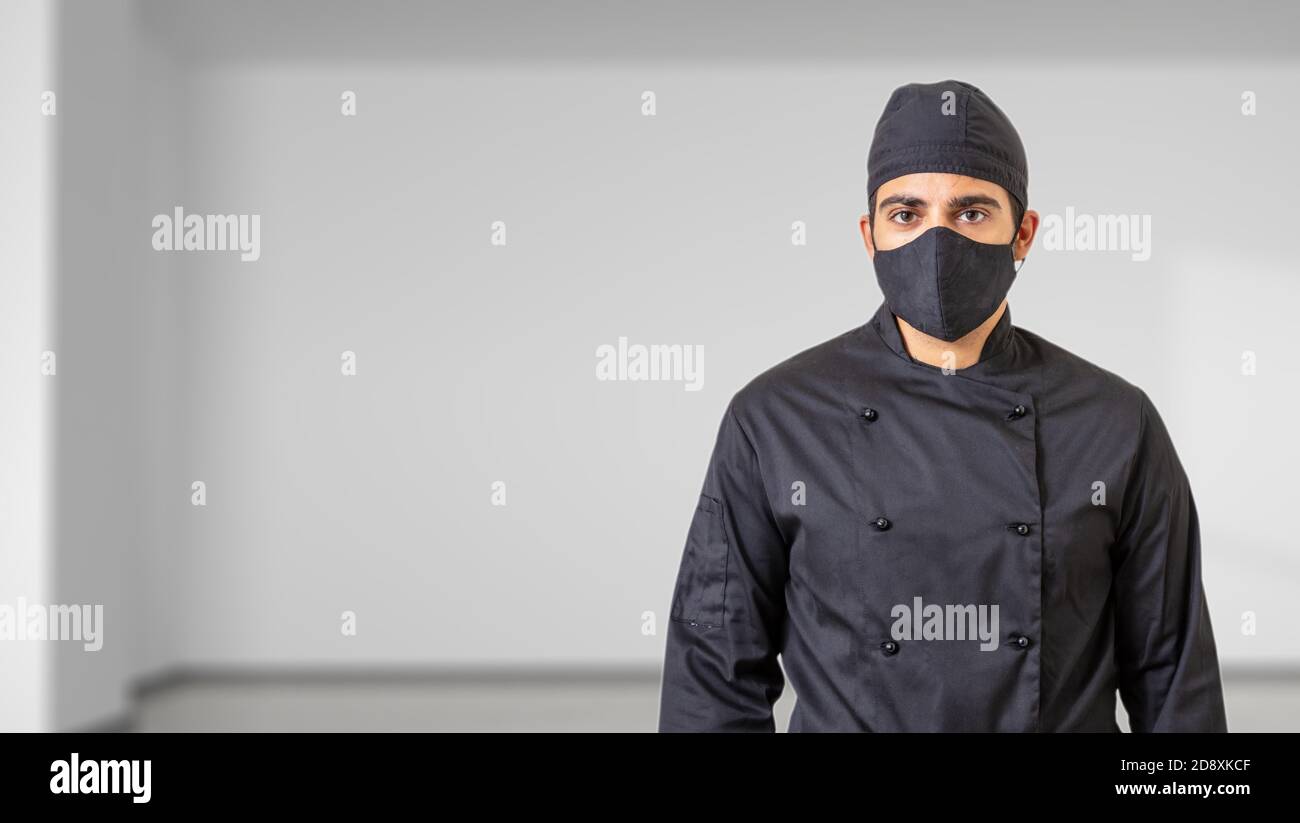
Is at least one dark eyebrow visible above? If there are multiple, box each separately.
[876,193,1004,212]
[877,193,926,211]
[947,194,1003,210]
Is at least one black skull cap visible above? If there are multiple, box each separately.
[867,80,1028,212]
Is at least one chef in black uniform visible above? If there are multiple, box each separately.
[657,79,1229,732]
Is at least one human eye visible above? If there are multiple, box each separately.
[889,209,918,226]
[957,208,988,224]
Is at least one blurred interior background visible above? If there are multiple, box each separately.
[2,0,1298,731]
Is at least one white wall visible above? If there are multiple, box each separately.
[0,0,55,732]
[141,46,1300,668]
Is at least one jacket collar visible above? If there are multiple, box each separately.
[869,299,1016,369]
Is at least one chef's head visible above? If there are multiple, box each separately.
[859,80,1040,343]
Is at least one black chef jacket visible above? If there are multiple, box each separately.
[658,299,1228,732]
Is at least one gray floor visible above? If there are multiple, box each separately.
[103,666,1300,732]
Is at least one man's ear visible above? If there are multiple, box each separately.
[1014,208,1040,260]
[860,213,876,260]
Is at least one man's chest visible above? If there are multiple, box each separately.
[755,370,1130,617]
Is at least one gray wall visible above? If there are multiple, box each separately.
[7,0,1300,728]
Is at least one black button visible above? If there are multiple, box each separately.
[1013,634,1031,649]
[861,407,878,423]
[881,640,899,655]
[1010,522,1030,536]
[873,517,891,531]
[1007,404,1027,420]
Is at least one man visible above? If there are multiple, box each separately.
[656,79,1228,733]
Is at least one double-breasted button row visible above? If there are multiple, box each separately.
[872,517,1031,535]
[877,636,1031,655]
[860,405,1035,542]
[862,404,1030,425]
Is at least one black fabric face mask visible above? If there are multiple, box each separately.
[871,225,1020,343]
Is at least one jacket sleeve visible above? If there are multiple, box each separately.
[1112,390,1228,732]
[657,400,790,732]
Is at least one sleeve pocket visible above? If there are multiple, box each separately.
[669,494,729,629]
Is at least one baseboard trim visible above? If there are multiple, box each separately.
[133,663,663,698]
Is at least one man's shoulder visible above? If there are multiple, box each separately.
[1014,324,1152,415]
[727,324,864,419]
[724,319,1161,426]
